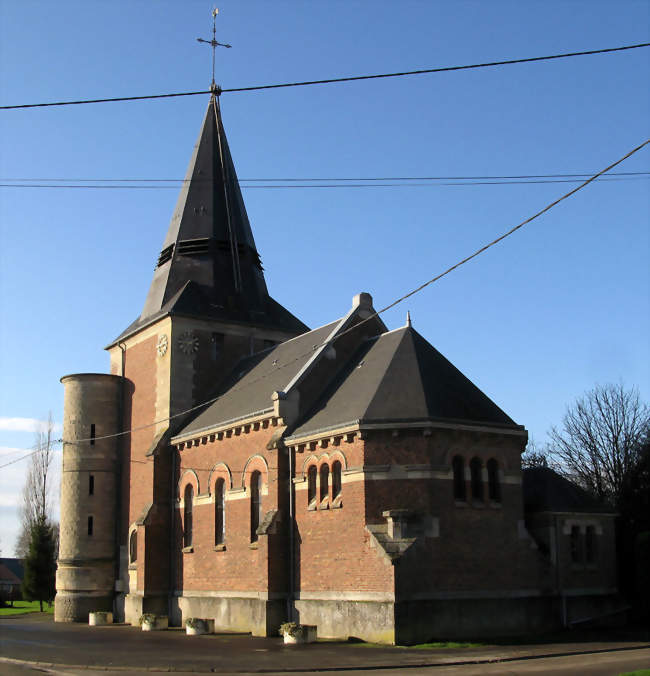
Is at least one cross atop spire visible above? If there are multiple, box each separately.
[197,8,232,93]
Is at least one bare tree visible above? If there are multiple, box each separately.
[549,383,649,507]
[15,414,57,558]
[521,436,549,469]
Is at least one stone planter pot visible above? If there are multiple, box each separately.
[89,612,113,626]
[283,624,317,644]
[141,616,168,632]
[185,618,214,636]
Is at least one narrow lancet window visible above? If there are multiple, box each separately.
[452,456,466,501]
[183,484,193,548]
[250,471,262,542]
[332,461,342,501]
[320,464,329,506]
[307,465,317,508]
[90,423,96,446]
[89,474,95,496]
[570,525,582,563]
[215,478,225,546]
[129,530,137,563]
[87,516,94,536]
[487,459,501,502]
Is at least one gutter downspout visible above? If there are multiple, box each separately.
[114,342,126,619]
[169,434,177,623]
[287,443,295,622]
[554,515,567,628]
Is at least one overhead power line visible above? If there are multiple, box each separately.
[1,42,648,110]
[1,176,647,190]
[1,172,647,182]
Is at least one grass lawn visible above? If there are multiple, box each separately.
[0,600,54,616]
[408,641,484,649]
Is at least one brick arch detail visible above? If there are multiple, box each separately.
[317,452,331,467]
[301,454,319,479]
[328,449,348,470]
[208,462,233,493]
[178,468,200,499]
[241,454,269,489]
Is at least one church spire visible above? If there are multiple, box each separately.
[139,96,269,322]
[109,15,307,346]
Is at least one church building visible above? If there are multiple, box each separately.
[54,93,620,644]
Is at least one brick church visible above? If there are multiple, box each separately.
[55,93,620,643]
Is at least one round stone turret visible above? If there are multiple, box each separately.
[55,373,122,622]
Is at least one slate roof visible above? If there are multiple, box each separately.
[288,326,519,439]
[0,558,23,582]
[109,97,307,346]
[522,467,613,514]
[176,320,341,438]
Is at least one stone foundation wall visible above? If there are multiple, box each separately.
[294,598,395,644]
[171,595,285,637]
[54,591,112,623]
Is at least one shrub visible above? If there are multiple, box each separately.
[139,613,157,625]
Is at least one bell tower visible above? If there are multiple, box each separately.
[103,93,307,623]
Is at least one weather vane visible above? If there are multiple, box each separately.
[197,8,232,94]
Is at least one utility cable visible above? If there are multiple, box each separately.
[2,171,648,183]
[1,176,648,190]
[1,42,648,110]
[53,137,648,448]
[0,441,62,470]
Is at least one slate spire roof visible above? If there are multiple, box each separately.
[110,95,307,344]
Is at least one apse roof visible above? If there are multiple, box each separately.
[288,325,519,439]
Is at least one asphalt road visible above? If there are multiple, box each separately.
[1,613,649,675]
[2,649,650,675]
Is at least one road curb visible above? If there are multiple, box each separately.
[2,643,649,673]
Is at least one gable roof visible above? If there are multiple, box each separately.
[175,320,341,439]
[288,325,518,439]
[522,467,613,513]
[0,558,23,582]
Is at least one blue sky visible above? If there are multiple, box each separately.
[0,0,648,554]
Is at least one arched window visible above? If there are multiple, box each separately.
[452,456,465,501]
[570,525,582,563]
[320,464,329,505]
[307,465,317,508]
[183,484,193,548]
[250,471,262,542]
[129,530,137,563]
[470,457,483,501]
[332,461,342,501]
[214,478,225,546]
[487,459,501,502]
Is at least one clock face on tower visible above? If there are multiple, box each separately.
[178,331,199,355]
[156,334,169,357]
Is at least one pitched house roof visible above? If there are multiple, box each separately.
[0,558,23,585]
[522,466,614,513]
[177,320,341,438]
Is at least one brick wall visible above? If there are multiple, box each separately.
[173,425,285,593]
[294,436,395,594]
